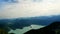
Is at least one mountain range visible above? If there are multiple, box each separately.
[0,15,60,30]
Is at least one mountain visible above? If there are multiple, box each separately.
[24,21,60,34]
[0,15,60,30]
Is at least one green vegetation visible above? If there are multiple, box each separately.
[55,29,60,34]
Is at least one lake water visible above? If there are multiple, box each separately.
[8,25,45,34]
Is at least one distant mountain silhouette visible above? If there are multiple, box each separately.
[24,22,60,34]
[0,15,60,30]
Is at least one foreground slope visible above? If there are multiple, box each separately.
[24,21,60,34]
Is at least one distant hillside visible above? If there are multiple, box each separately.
[0,15,60,30]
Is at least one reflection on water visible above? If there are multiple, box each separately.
[8,25,45,34]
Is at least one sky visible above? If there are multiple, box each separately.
[0,0,60,18]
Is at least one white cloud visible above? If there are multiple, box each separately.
[0,0,60,18]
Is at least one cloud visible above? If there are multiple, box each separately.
[0,0,18,2]
[0,0,60,18]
